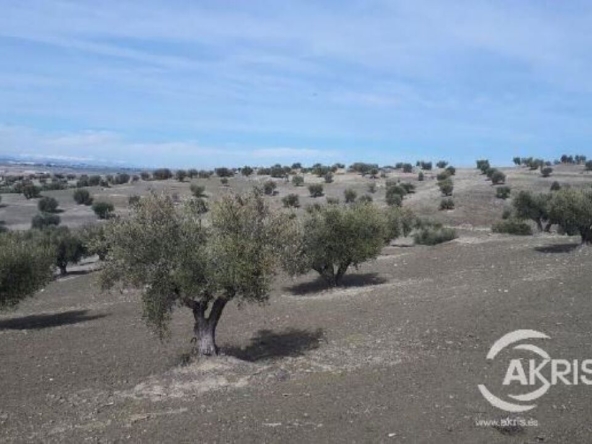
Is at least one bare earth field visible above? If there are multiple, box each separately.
[1,166,592,443]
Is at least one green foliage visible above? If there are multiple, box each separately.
[436,161,448,168]
[128,195,141,207]
[437,178,454,196]
[400,182,415,194]
[344,188,357,203]
[31,212,61,229]
[585,160,592,171]
[418,171,425,181]
[308,184,324,198]
[263,180,277,195]
[541,167,553,177]
[367,182,377,193]
[349,162,379,175]
[476,159,490,173]
[0,232,54,310]
[175,170,187,182]
[413,226,457,245]
[22,184,41,199]
[445,166,456,176]
[114,173,130,185]
[73,188,93,205]
[220,177,229,185]
[326,197,340,205]
[491,170,506,184]
[282,202,388,286]
[496,186,511,199]
[41,226,86,275]
[100,191,287,354]
[190,184,206,198]
[402,163,413,173]
[439,198,455,210]
[241,166,254,177]
[152,168,173,180]
[549,188,592,244]
[80,224,108,261]
[38,196,59,213]
[89,175,101,186]
[358,194,373,203]
[215,167,233,178]
[550,181,561,191]
[502,208,512,219]
[324,172,334,183]
[292,175,304,187]
[436,171,450,181]
[512,190,550,231]
[513,157,521,166]
[386,190,403,207]
[492,219,533,236]
[384,207,416,241]
[92,201,115,220]
[140,171,151,181]
[282,193,300,208]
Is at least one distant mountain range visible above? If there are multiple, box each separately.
[0,154,140,171]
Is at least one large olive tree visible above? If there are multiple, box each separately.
[549,188,592,244]
[0,232,54,310]
[512,190,551,232]
[100,191,286,356]
[282,202,389,286]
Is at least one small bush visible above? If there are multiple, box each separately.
[541,167,553,178]
[413,227,457,245]
[438,178,454,196]
[220,177,229,186]
[496,186,511,199]
[263,180,277,195]
[241,166,254,177]
[31,212,61,229]
[491,170,506,185]
[344,188,357,203]
[326,197,340,205]
[190,184,206,198]
[282,193,300,208]
[502,208,512,219]
[445,166,456,176]
[308,184,324,198]
[358,194,373,203]
[402,163,413,173]
[439,198,455,210]
[436,161,448,169]
[585,160,592,171]
[324,172,334,184]
[550,181,561,191]
[22,184,41,199]
[128,195,141,206]
[292,175,304,187]
[436,171,450,181]
[38,196,59,213]
[367,182,377,193]
[492,219,533,236]
[386,192,402,207]
[418,172,424,181]
[92,201,115,220]
[73,189,93,205]
[175,170,187,182]
[400,182,415,194]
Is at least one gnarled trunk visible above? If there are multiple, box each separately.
[580,227,592,245]
[192,298,227,356]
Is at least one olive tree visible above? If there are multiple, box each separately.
[512,190,551,232]
[100,191,287,356]
[549,188,592,244]
[43,227,86,275]
[282,202,388,286]
[0,232,54,310]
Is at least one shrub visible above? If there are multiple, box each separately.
[384,207,416,241]
[436,161,448,168]
[585,160,592,171]
[492,219,533,236]
[38,196,59,213]
[128,195,141,206]
[418,172,424,181]
[344,188,357,203]
[445,166,456,176]
[140,171,151,181]
[308,184,324,198]
[476,159,490,174]
[100,191,287,355]
[491,170,506,185]
[73,188,93,205]
[220,177,229,185]
[324,172,334,184]
[541,167,553,178]
[190,184,206,198]
[22,184,41,199]
[413,226,457,245]
[31,211,61,229]
[550,181,561,191]
[263,180,277,195]
[436,171,450,181]
[386,191,403,207]
[358,194,373,203]
[402,163,413,173]
[549,188,592,244]
[175,170,188,182]
[43,226,86,275]
[367,182,377,193]
[0,232,54,310]
[513,191,550,232]
[92,201,115,220]
[496,186,511,199]
[326,197,340,205]
[152,168,173,180]
[215,167,233,178]
[114,173,130,185]
[281,203,388,286]
[292,175,304,187]
[439,198,455,210]
[502,208,512,219]
[241,166,254,177]
[89,175,101,186]
[400,182,416,194]
[282,193,300,208]
[438,178,454,196]
[513,157,521,166]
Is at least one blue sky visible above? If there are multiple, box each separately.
[0,0,591,168]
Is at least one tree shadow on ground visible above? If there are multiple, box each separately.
[534,243,580,254]
[224,328,325,362]
[0,310,107,330]
[285,272,387,296]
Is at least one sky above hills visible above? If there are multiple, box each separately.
[0,0,591,168]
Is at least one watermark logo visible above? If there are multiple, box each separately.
[478,329,592,412]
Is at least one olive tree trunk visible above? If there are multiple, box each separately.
[192,298,227,356]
